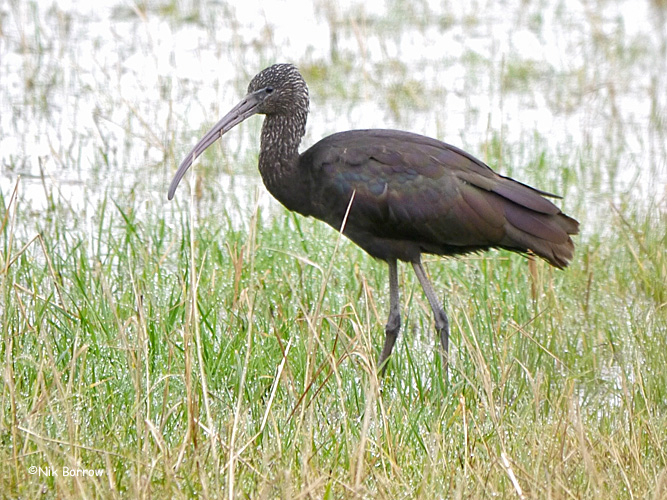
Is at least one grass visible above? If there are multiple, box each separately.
[2,0,667,498]
[1,168,666,497]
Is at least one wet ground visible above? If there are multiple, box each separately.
[1,0,665,230]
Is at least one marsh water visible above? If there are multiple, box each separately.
[1,0,666,233]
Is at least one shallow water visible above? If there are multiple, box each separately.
[1,0,665,232]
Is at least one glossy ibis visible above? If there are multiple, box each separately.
[168,63,579,375]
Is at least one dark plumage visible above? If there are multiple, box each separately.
[168,63,579,375]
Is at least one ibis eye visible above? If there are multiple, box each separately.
[265,86,274,94]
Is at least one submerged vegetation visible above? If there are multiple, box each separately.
[1,0,666,498]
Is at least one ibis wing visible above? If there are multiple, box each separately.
[305,129,578,266]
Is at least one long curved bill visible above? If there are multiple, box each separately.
[167,90,264,200]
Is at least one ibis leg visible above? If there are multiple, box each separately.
[378,259,401,375]
[411,258,449,373]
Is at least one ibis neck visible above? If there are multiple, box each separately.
[258,113,310,214]
[259,113,306,179]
